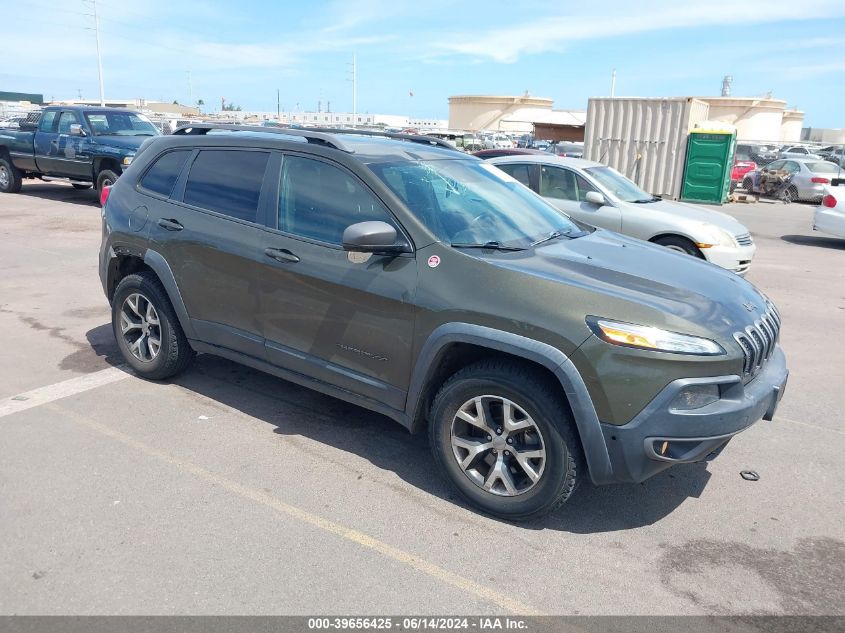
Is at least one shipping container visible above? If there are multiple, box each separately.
[583,97,710,199]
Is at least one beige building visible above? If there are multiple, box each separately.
[697,96,803,142]
[49,99,200,117]
[447,93,586,139]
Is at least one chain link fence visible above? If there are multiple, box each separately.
[732,139,845,201]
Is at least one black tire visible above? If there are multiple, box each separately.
[96,169,119,198]
[71,183,92,190]
[428,360,581,521]
[785,185,799,204]
[0,156,23,193]
[742,177,753,193]
[653,235,704,258]
[112,271,195,380]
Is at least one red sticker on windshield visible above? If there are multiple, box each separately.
[427,255,441,268]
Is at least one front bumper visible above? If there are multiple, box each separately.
[599,346,788,484]
[703,242,756,276]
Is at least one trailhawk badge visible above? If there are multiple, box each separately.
[427,255,441,268]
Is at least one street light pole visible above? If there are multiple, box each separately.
[92,0,105,106]
[351,54,357,128]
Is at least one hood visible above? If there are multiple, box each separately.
[482,230,768,339]
[633,199,750,236]
[91,135,153,151]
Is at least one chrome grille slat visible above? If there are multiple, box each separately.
[735,233,754,246]
[735,304,781,380]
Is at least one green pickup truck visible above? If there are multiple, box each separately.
[0,105,160,197]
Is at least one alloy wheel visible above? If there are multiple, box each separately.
[450,395,547,496]
[0,165,9,189]
[119,292,162,362]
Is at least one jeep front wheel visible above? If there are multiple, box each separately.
[429,361,580,521]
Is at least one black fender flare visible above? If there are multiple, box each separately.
[143,248,197,340]
[406,323,614,484]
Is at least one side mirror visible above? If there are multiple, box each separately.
[342,221,411,255]
[584,191,606,206]
[69,124,86,137]
[19,121,38,131]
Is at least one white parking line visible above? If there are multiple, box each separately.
[0,366,131,419]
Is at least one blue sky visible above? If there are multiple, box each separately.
[3,0,844,126]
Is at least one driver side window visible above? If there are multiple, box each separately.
[279,156,394,245]
[57,111,79,134]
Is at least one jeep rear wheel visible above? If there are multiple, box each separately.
[112,271,195,379]
[429,361,580,521]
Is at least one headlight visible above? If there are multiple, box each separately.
[587,317,725,355]
[697,224,737,248]
[122,156,134,166]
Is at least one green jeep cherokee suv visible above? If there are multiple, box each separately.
[99,125,788,520]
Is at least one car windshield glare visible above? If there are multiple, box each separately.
[369,159,582,248]
[584,165,653,202]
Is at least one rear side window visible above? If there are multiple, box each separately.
[496,163,532,187]
[38,111,58,132]
[140,150,190,198]
[183,150,270,223]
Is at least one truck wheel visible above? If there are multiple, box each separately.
[429,361,581,521]
[0,157,23,193]
[72,183,92,190]
[653,235,704,258]
[112,271,195,380]
[96,169,119,197]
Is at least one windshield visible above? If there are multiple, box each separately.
[369,159,584,248]
[84,112,159,136]
[584,165,653,202]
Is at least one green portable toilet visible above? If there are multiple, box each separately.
[680,122,737,204]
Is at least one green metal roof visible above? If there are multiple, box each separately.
[0,91,44,104]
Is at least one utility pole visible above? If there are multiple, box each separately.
[610,68,617,98]
[92,0,105,106]
[277,88,280,120]
[350,54,357,127]
[187,70,193,107]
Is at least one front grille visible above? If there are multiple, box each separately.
[734,304,781,379]
[735,233,754,246]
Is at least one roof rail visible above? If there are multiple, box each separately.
[171,123,354,153]
[305,127,461,152]
[171,123,461,153]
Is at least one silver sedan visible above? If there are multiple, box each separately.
[487,154,756,275]
[742,158,844,202]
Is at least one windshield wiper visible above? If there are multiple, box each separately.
[632,195,661,203]
[450,241,526,252]
[530,228,577,246]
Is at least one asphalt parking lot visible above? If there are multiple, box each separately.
[1,182,843,616]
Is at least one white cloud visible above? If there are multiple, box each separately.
[428,0,845,62]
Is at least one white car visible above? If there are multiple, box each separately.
[488,154,757,275]
[484,133,513,150]
[813,185,845,238]
[779,146,821,160]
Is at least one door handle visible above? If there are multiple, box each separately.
[157,218,184,231]
[264,247,300,263]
